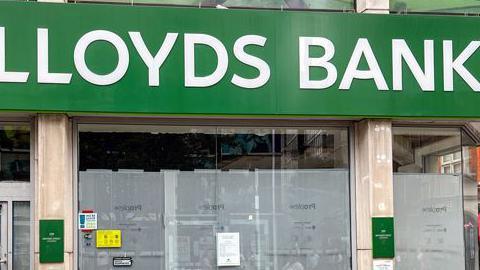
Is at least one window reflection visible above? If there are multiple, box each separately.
[391,0,480,14]
[0,125,30,182]
[278,128,349,169]
[393,128,461,174]
[219,128,274,170]
[79,127,216,171]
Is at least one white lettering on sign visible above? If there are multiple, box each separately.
[392,39,434,91]
[0,27,29,83]
[184,33,228,87]
[37,28,72,84]
[443,40,480,92]
[299,36,337,89]
[129,32,178,87]
[74,30,129,86]
[339,38,388,91]
[1,25,480,93]
[232,35,270,89]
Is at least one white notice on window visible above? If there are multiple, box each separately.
[373,260,394,270]
[216,232,240,267]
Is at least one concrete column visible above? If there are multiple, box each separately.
[35,114,73,270]
[356,0,389,13]
[355,119,394,270]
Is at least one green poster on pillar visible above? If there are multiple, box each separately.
[39,219,64,263]
[372,217,395,259]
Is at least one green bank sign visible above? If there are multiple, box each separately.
[1,2,480,117]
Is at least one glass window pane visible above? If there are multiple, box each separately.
[79,125,351,270]
[277,128,349,169]
[393,127,466,270]
[454,163,462,174]
[218,128,274,170]
[0,125,30,182]
[274,128,350,269]
[78,126,215,270]
[393,127,461,174]
[443,154,453,163]
[13,201,30,270]
[391,0,480,14]
[79,126,216,171]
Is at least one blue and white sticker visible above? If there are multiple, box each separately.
[78,213,97,230]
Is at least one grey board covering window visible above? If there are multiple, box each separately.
[78,125,352,270]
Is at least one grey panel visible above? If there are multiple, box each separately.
[394,174,465,270]
[267,170,351,270]
[12,201,30,270]
[218,170,274,270]
[164,170,218,270]
[79,171,164,270]
[80,169,351,270]
[165,169,350,270]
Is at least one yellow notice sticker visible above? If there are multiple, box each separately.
[96,230,122,248]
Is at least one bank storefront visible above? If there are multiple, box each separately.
[0,1,480,270]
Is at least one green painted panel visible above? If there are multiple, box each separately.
[0,2,480,117]
[372,217,395,259]
[39,219,64,263]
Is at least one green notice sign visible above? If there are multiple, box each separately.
[39,219,64,263]
[372,217,395,259]
[1,2,480,117]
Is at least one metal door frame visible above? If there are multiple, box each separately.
[0,119,35,270]
[0,198,31,270]
[0,202,7,270]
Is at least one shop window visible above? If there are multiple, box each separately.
[0,124,30,182]
[440,152,462,174]
[78,125,351,270]
[392,127,478,270]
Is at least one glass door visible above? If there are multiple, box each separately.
[0,123,32,270]
[0,201,30,270]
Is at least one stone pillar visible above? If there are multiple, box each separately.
[355,120,394,270]
[35,114,73,270]
[356,0,389,13]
